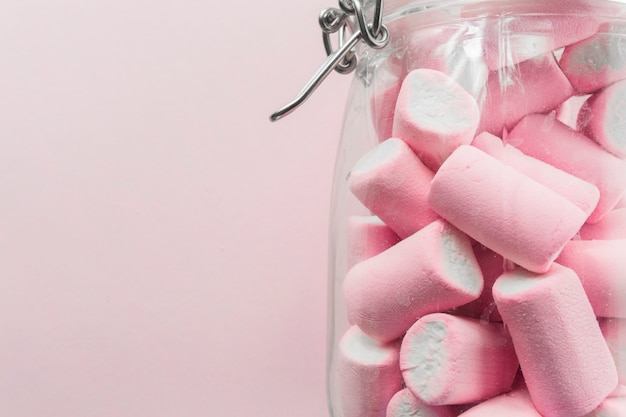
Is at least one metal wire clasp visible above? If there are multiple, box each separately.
[270,0,390,122]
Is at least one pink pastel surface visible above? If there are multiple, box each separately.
[347,216,400,269]
[457,389,541,417]
[0,0,340,416]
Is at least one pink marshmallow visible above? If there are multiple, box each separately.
[370,73,403,142]
[599,319,626,385]
[493,264,618,417]
[557,94,590,129]
[579,208,626,240]
[386,388,455,417]
[586,395,626,417]
[578,78,626,158]
[457,389,542,417]
[449,243,505,322]
[478,53,574,136]
[472,131,600,217]
[560,22,626,94]
[556,239,626,318]
[348,138,439,239]
[392,68,480,171]
[344,219,483,343]
[347,216,400,269]
[400,313,519,405]
[338,326,403,417]
[508,113,626,223]
[427,145,587,273]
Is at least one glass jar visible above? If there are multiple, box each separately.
[326,1,626,416]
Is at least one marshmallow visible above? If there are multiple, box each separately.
[578,79,626,158]
[493,264,618,417]
[371,73,403,142]
[338,326,403,417]
[392,68,480,171]
[508,113,626,223]
[386,388,455,417]
[557,94,590,129]
[427,145,587,273]
[556,239,626,318]
[579,208,626,240]
[400,313,519,405]
[599,319,626,385]
[347,216,400,269]
[348,138,439,239]
[457,389,542,417]
[344,219,483,343]
[585,395,626,417]
[478,53,574,136]
[560,22,626,94]
[450,243,505,322]
[472,131,600,217]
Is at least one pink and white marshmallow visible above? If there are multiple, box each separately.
[478,53,574,136]
[427,145,587,273]
[472,131,600,217]
[493,264,618,417]
[386,388,455,417]
[338,326,403,417]
[508,113,626,222]
[400,313,519,405]
[344,219,483,343]
[347,216,400,269]
[556,239,626,318]
[599,319,626,385]
[578,78,626,158]
[392,68,480,171]
[348,138,439,239]
[457,389,542,417]
[560,22,626,94]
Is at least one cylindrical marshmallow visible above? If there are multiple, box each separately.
[338,326,403,417]
[370,72,403,142]
[478,53,574,136]
[578,78,626,158]
[600,318,626,385]
[556,239,626,318]
[386,388,455,417]
[586,395,626,417]
[450,243,505,321]
[579,208,626,240]
[508,113,626,223]
[556,94,590,129]
[427,145,587,273]
[457,389,542,417]
[400,313,519,405]
[347,216,400,269]
[493,264,618,417]
[344,219,483,343]
[392,68,480,171]
[348,138,439,239]
[472,131,600,217]
[560,22,626,94]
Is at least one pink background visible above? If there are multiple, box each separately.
[0,1,348,415]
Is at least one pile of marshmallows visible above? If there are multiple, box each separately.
[338,10,626,417]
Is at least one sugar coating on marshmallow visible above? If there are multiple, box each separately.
[600,319,626,386]
[478,53,574,136]
[457,389,542,417]
[338,326,403,417]
[508,113,626,223]
[578,78,626,158]
[493,264,618,417]
[400,313,518,406]
[427,145,587,273]
[392,68,479,170]
[344,219,483,343]
[386,388,456,417]
[348,138,439,238]
[579,208,626,239]
[556,239,626,318]
[560,22,626,94]
[347,216,400,269]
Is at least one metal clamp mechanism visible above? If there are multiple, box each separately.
[270,0,389,122]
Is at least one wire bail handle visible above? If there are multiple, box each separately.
[270,0,390,122]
